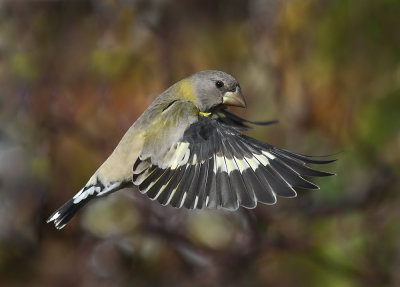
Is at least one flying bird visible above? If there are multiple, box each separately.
[47,70,335,229]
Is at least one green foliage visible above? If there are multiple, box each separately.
[91,49,134,79]
[359,89,400,148]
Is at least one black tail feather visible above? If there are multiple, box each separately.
[47,197,92,229]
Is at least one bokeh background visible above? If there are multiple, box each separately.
[1,0,400,286]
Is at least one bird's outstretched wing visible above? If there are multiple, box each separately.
[211,106,278,129]
[132,115,335,210]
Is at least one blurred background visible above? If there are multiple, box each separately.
[1,0,399,286]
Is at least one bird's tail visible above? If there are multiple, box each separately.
[46,195,91,229]
[47,180,123,229]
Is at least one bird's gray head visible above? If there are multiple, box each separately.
[189,70,246,112]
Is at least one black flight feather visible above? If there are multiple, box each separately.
[132,113,336,211]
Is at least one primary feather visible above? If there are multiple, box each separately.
[132,116,334,210]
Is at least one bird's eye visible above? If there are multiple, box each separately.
[215,81,224,88]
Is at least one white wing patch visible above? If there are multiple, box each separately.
[245,157,260,171]
[216,155,227,173]
[233,156,250,173]
[262,150,275,160]
[133,168,155,185]
[133,161,151,174]
[209,150,273,175]
[254,153,269,166]
[191,153,198,165]
[171,142,190,169]
[225,157,239,174]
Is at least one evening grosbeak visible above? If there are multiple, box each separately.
[47,70,335,229]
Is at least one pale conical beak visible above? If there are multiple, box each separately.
[222,87,246,108]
